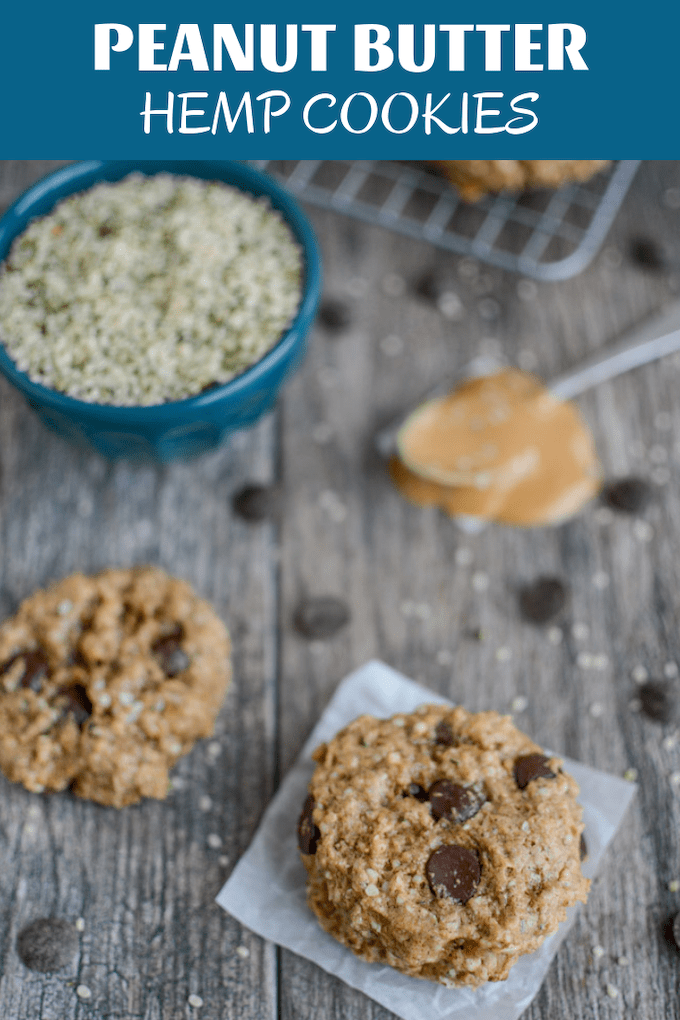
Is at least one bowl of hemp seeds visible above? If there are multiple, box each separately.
[0,161,321,461]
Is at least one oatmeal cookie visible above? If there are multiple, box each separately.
[0,567,231,807]
[298,704,588,986]
[431,160,610,201]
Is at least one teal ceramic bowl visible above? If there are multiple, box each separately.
[0,161,321,461]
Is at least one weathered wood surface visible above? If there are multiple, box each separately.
[0,160,679,1019]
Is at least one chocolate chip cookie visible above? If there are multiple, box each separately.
[298,705,588,986]
[431,160,610,202]
[0,567,231,807]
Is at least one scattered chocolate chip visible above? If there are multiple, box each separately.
[16,917,79,972]
[514,754,556,789]
[293,596,350,640]
[426,844,481,903]
[152,627,189,678]
[403,783,429,802]
[318,298,351,333]
[662,913,680,951]
[580,833,588,862]
[413,269,442,303]
[97,223,114,238]
[630,237,666,272]
[434,721,454,746]
[57,684,93,726]
[602,477,651,515]
[429,780,485,823]
[232,484,283,523]
[638,680,676,724]
[518,577,568,625]
[199,381,220,394]
[297,794,320,855]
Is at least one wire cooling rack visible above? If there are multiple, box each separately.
[249,160,640,282]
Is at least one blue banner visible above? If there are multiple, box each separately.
[0,2,676,156]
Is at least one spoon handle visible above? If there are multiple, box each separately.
[375,300,680,460]
[550,299,680,401]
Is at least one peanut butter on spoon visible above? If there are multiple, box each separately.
[391,368,601,527]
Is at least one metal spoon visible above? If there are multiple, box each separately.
[376,298,680,465]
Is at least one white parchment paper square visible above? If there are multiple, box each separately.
[217,660,636,1020]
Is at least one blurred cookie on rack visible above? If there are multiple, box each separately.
[431,160,610,202]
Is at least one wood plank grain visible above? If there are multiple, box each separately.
[0,286,281,1018]
[1,160,680,1019]
[277,162,680,1020]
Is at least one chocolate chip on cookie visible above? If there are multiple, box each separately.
[16,917,79,972]
[403,782,429,801]
[426,844,481,903]
[21,649,51,691]
[0,648,51,693]
[0,567,231,807]
[293,596,350,640]
[152,626,190,678]
[57,684,93,727]
[514,753,556,789]
[65,646,88,670]
[297,794,320,855]
[434,720,455,745]
[602,477,651,514]
[579,833,588,861]
[301,705,588,987]
[429,780,485,823]
[518,577,568,625]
